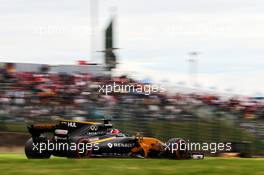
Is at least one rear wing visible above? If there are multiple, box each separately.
[27,124,56,137]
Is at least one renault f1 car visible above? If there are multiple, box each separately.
[25,119,203,159]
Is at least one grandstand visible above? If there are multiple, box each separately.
[0,62,104,75]
[0,61,263,156]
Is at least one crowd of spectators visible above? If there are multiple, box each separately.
[0,63,263,124]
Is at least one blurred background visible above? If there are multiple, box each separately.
[1,0,264,157]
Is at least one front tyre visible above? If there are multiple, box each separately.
[25,138,51,159]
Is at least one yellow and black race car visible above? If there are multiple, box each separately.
[25,119,203,159]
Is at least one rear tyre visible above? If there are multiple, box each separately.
[25,138,51,159]
[164,138,189,159]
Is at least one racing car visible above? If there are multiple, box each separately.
[25,119,203,159]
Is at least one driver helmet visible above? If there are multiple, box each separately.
[111,129,121,134]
